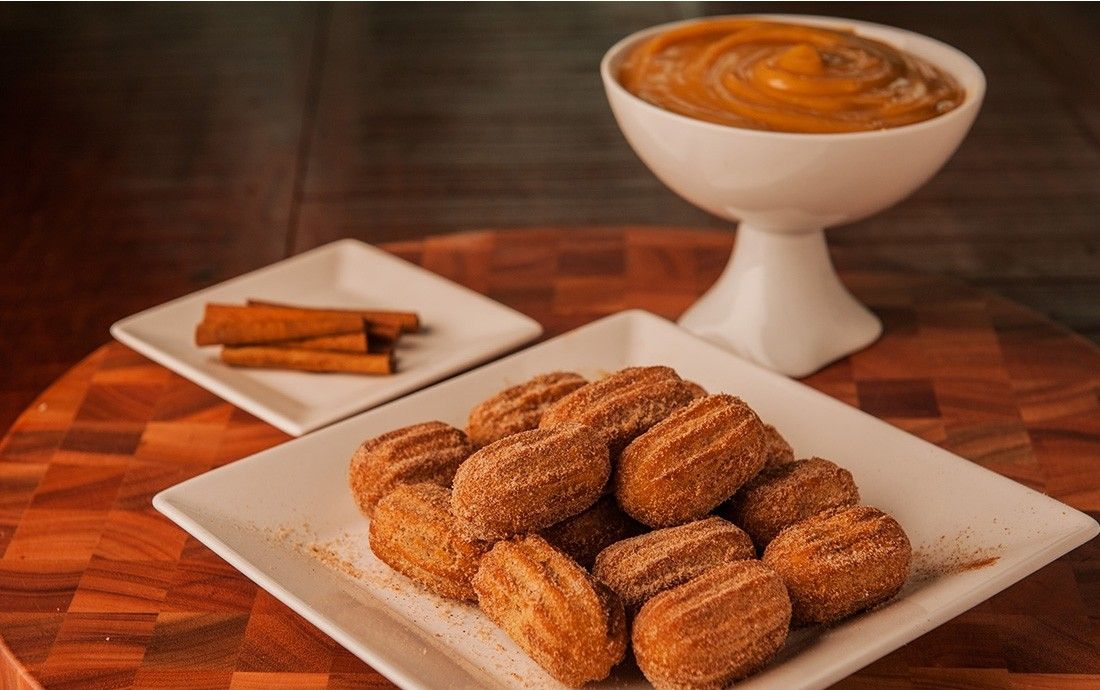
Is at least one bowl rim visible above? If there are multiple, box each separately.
[600,13,988,141]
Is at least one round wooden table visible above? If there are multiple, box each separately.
[2,228,1099,690]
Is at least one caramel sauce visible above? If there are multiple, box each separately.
[619,19,965,133]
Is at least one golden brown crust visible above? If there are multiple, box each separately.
[762,423,795,468]
[592,516,754,612]
[451,422,610,540]
[473,535,627,686]
[763,505,912,624]
[466,371,588,448]
[541,495,646,569]
[614,394,767,527]
[368,483,491,601]
[723,457,859,548]
[348,421,472,517]
[633,560,791,690]
[539,366,695,453]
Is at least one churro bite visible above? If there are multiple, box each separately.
[724,456,859,548]
[763,505,911,624]
[615,393,767,527]
[542,495,646,569]
[633,560,791,690]
[473,535,627,686]
[348,421,471,518]
[539,366,695,453]
[451,422,610,540]
[593,516,754,612]
[368,483,490,602]
[762,423,795,468]
[466,371,588,448]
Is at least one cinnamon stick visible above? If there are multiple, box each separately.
[195,315,362,346]
[280,331,369,353]
[220,346,394,375]
[368,322,401,350]
[244,299,420,333]
[202,303,408,343]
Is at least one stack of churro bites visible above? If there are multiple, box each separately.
[348,366,912,689]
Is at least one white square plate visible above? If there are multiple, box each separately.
[154,310,1098,690]
[111,239,542,436]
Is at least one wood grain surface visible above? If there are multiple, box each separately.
[1,228,1099,690]
[2,3,1099,438]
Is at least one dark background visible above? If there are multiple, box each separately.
[2,2,1098,432]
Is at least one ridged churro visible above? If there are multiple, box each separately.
[368,483,490,601]
[466,371,587,448]
[615,394,767,527]
[540,366,695,453]
[763,505,911,624]
[593,516,754,611]
[348,421,471,517]
[633,560,791,690]
[451,422,610,540]
[473,535,627,686]
[724,456,859,548]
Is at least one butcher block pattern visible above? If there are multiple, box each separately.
[1,228,1098,690]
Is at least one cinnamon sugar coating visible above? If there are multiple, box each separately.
[542,495,646,569]
[467,371,588,448]
[593,516,754,612]
[633,560,791,690]
[368,483,490,601]
[348,421,471,518]
[723,457,859,548]
[615,394,767,527]
[473,535,627,686]
[763,505,911,624]
[762,423,795,468]
[539,366,695,453]
[451,422,610,540]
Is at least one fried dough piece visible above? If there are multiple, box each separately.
[348,421,471,517]
[762,423,795,468]
[540,366,695,453]
[368,483,490,601]
[723,456,859,548]
[593,516,754,612]
[451,422,609,540]
[542,495,646,569]
[473,535,627,686]
[615,394,767,527]
[763,505,911,624]
[633,560,791,690]
[466,371,588,448]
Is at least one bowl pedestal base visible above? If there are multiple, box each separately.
[678,224,882,378]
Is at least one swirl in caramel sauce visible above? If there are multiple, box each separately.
[618,19,965,133]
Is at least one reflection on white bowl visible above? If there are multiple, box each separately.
[602,15,985,377]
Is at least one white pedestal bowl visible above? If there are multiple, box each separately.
[601,15,985,377]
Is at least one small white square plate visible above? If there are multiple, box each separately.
[111,239,542,436]
[154,310,1098,690]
